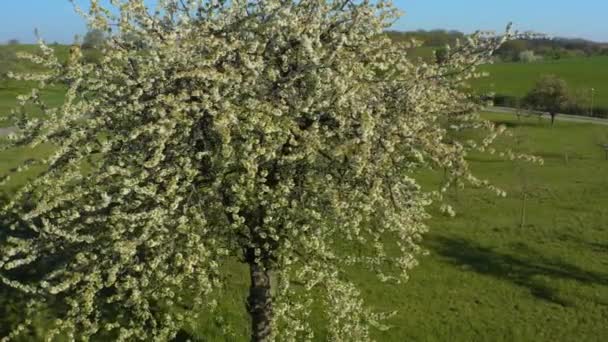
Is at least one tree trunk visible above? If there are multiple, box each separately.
[550,112,555,126]
[520,190,527,228]
[248,261,273,342]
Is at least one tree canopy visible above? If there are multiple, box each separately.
[523,74,570,124]
[0,1,527,341]
[82,28,106,49]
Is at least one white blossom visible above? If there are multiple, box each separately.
[0,1,525,341]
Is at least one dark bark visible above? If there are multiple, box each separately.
[550,112,556,126]
[248,261,273,342]
[171,329,197,341]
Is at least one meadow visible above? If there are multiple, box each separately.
[1,44,608,340]
[191,112,608,341]
[472,56,608,107]
[2,111,608,340]
[0,44,71,128]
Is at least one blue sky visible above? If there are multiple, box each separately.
[394,0,608,42]
[1,0,607,44]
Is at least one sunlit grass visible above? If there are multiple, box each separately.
[1,52,608,340]
[473,56,608,107]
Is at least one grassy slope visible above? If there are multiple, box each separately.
[2,113,607,341]
[472,57,608,107]
[0,45,70,127]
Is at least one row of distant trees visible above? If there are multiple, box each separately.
[7,29,607,62]
[385,30,608,63]
[3,28,106,49]
[496,38,608,62]
[384,29,465,46]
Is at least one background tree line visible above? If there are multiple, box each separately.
[496,37,608,62]
[385,30,608,62]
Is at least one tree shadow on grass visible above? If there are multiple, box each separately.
[588,242,608,253]
[464,156,506,163]
[555,232,608,258]
[427,236,608,307]
[0,194,55,337]
[171,329,201,342]
[0,195,29,335]
[492,120,544,129]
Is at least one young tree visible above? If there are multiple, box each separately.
[495,39,528,61]
[81,28,106,49]
[435,46,450,64]
[523,75,570,126]
[518,50,540,63]
[0,1,518,340]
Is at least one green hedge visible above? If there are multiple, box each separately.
[491,94,608,119]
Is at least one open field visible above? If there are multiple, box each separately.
[4,44,608,126]
[4,0,608,337]
[0,79,65,127]
[2,112,608,340]
[472,56,608,107]
[0,45,70,127]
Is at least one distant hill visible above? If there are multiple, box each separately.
[496,37,608,61]
[384,29,465,47]
[385,30,608,62]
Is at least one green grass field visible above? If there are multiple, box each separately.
[2,113,608,341]
[1,45,608,340]
[0,44,71,127]
[473,56,608,107]
[193,113,608,341]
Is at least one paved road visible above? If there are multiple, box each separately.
[1,107,607,137]
[486,106,608,126]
